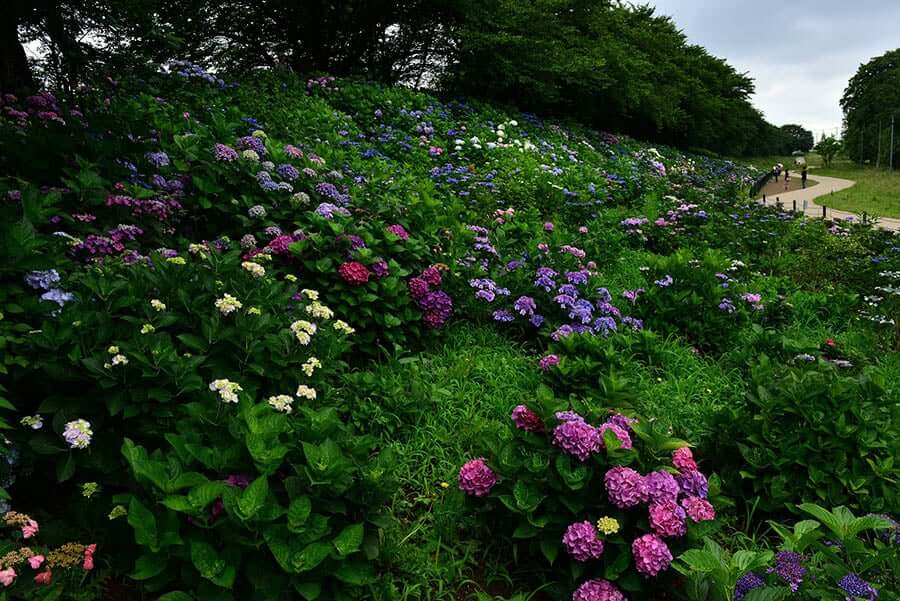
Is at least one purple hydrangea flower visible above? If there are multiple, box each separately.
[514,296,537,316]
[597,422,632,450]
[649,500,687,538]
[25,269,60,290]
[214,143,239,161]
[645,471,680,504]
[734,572,765,600]
[676,470,708,499]
[768,551,806,592]
[553,420,601,462]
[539,354,560,370]
[562,521,604,561]
[604,466,648,508]
[838,573,877,601]
[573,579,626,601]
[511,405,543,432]
[493,309,514,322]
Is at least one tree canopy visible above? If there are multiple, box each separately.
[3,0,804,156]
[840,48,900,165]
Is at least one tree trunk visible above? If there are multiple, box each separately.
[0,15,34,94]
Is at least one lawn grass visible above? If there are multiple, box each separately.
[812,166,900,219]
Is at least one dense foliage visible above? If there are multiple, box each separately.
[0,67,897,600]
[840,47,900,166]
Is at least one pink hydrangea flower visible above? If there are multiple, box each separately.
[27,555,44,569]
[631,534,673,577]
[511,405,544,432]
[21,519,39,539]
[682,496,716,522]
[458,458,497,497]
[572,578,626,601]
[672,447,697,471]
[562,521,604,561]
[539,354,560,370]
[34,568,52,585]
[338,261,370,286]
[386,224,409,240]
[604,467,648,508]
[0,568,15,587]
[649,500,687,538]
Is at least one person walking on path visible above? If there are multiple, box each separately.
[773,163,781,182]
[784,169,790,191]
[801,166,808,189]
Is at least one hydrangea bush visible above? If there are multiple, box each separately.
[457,385,723,599]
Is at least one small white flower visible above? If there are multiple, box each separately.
[242,261,266,278]
[215,293,243,315]
[267,394,294,414]
[209,379,242,403]
[296,385,317,400]
[150,299,166,311]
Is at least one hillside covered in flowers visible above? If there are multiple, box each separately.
[0,66,897,601]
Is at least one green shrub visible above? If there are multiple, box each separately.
[713,357,899,515]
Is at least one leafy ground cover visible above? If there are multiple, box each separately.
[0,69,898,601]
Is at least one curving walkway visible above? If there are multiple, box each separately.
[758,174,900,231]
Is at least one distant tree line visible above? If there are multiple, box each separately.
[2,0,812,156]
[841,48,900,167]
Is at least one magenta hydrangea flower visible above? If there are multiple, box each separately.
[649,500,687,538]
[562,521,604,562]
[553,420,601,462]
[604,466,648,508]
[682,497,716,522]
[645,471,680,504]
[539,354,560,370]
[676,470,708,499]
[458,458,497,497]
[672,447,697,471]
[572,578,627,601]
[338,261,370,286]
[386,224,409,240]
[606,413,638,432]
[511,405,544,432]
[631,534,673,577]
[408,277,430,300]
[597,422,632,450]
[421,266,442,286]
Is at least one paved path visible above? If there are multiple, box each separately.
[759,174,900,231]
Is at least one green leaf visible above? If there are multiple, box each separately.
[128,497,158,549]
[293,582,322,600]
[156,593,193,601]
[332,523,364,556]
[741,587,790,601]
[677,549,721,573]
[190,541,225,580]
[188,482,227,510]
[56,453,76,482]
[237,475,268,520]
[288,496,312,532]
[513,480,544,511]
[131,553,169,580]
[333,560,376,584]
[293,542,332,572]
[539,537,558,565]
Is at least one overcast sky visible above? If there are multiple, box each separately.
[648,0,900,139]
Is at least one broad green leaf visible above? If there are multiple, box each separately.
[237,475,268,520]
[332,523,364,556]
[131,553,168,580]
[293,542,332,572]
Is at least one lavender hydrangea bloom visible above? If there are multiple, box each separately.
[493,309,514,322]
[676,470,708,499]
[569,299,595,324]
[768,551,806,592]
[314,202,350,219]
[553,420,601,461]
[25,269,60,290]
[566,270,589,285]
[529,314,545,327]
[41,288,75,308]
[654,275,674,287]
[146,151,170,167]
[513,296,536,316]
[597,422,632,450]
[558,284,579,297]
[276,164,300,181]
[534,267,557,291]
[555,410,585,423]
[214,143,238,161]
[562,521,604,561]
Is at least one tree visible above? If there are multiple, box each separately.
[840,48,900,165]
[779,124,814,153]
[815,136,842,168]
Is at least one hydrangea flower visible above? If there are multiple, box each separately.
[768,551,806,592]
[20,415,43,430]
[290,320,317,345]
[458,458,496,497]
[267,395,294,414]
[645,471,680,503]
[296,385,317,400]
[838,573,877,601]
[672,447,698,471]
[596,516,619,535]
[572,579,626,601]
[649,500,687,537]
[597,421,632,450]
[511,405,543,432]
[681,496,716,522]
[242,261,266,278]
[539,354,560,370]
[214,143,238,161]
[562,521,604,561]
[386,224,409,240]
[734,572,765,600]
[338,261,370,286]
[631,533,672,577]
[553,420,601,462]
[215,293,243,315]
[63,419,93,449]
[604,466,648,508]
[676,470,708,499]
[209,379,242,403]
